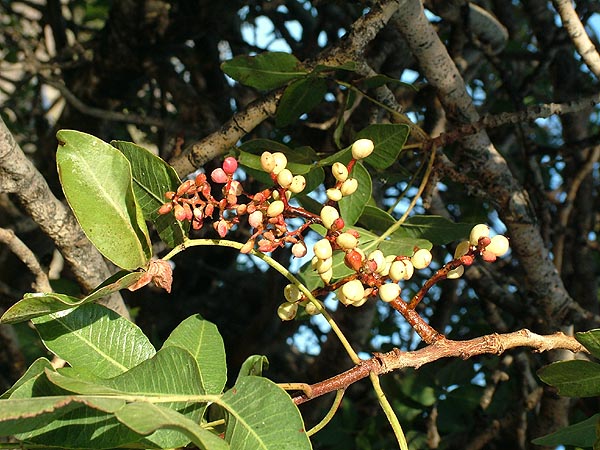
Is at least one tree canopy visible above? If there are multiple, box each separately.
[0,1,599,449]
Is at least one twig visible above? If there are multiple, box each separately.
[552,0,600,79]
[292,329,586,404]
[0,227,51,292]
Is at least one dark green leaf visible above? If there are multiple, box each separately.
[56,130,151,270]
[312,61,357,73]
[357,205,396,233]
[577,329,600,360]
[112,140,187,248]
[221,52,307,90]
[356,124,410,169]
[532,413,600,447]
[84,271,147,303]
[276,77,327,127]
[1,358,53,399]
[339,162,371,226]
[32,303,155,378]
[538,360,600,397]
[162,314,227,395]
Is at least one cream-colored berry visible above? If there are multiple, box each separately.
[454,240,471,259]
[271,152,288,175]
[320,205,340,229]
[332,162,349,182]
[411,248,432,270]
[379,283,401,302]
[403,260,414,280]
[351,138,374,159]
[288,175,306,194]
[305,301,320,315]
[284,284,302,302]
[327,188,343,202]
[276,168,293,188]
[260,152,275,172]
[447,265,465,279]
[314,238,333,260]
[487,235,509,257]
[469,224,490,246]
[341,279,365,303]
[367,250,386,273]
[320,267,333,284]
[277,302,298,321]
[315,257,333,274]
[267,200,285,217]
[340,178,358,196]
[336,232,358,250]
[292,242,307,258]
[389,260,406,282]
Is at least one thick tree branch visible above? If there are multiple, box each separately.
[293,329,585,404]
[0,117,129,318]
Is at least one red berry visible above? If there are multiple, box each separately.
[222,157,238,175]
[211,168,228,183]
[344,249,363,271]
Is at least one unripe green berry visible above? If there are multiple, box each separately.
[340,178,358,196]
[314,238,333,260]
[411,248,432,270]
[332,162,349,182]
[277,302,298,321]
[469,224,490,246]
[267,200,285,217]
[487,235,509,257]
[379,283,401,302]
[288,175,306,194]
[284,284,302,302]
[341,279,365,303]
[454,240,471,259]
[320,205,340,229]
[447,265,464,279]
[327,188,343,202]
[351,138,374,159]
[277,168,293,188]
[271,152,288,175]
[336,232,358,250]
[261,152,275,172]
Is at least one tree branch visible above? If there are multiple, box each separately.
[293,329,585,404]
[0,117,129,318]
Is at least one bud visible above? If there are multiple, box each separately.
[277,302,298,321]
[288,175,306,194]
[487,235,509,257]
[272,152,288,175]
[331,162,349,182]
[267,200,285,218]
[277,168,294,188]
[314,239,333,260]
[240,239,255,254]
[320,205,340,229]
[351,138,374,159]
[411,248,432,270]
[340,178,359,196]
[469,224,490,246]
[174,204,187,221]
[379,283,400,302]
[326,188,343,202]
[176,179,195,196]
[261,152,276,172]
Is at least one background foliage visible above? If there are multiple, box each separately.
[0,1,599,449]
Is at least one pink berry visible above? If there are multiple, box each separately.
[211,168,228,183]
[223,157,238,175]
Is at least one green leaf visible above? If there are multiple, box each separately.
[577,329,600,359]
[1,358,53,399]
[221,52,307,90]
[221,377,311,450]
[238,139,316,174]
[338,162,371,226]
[357,205,396,234]
[32,303,155,378]
[276,77,327,127]
[356,124,410,169]
[0,395,124,437]
[162,314,227,395]
[538,360,600,397]
[56,130,151,270]
[532,413,600,447]
[312,61,357,73]
[394,215,473,245]
[84,270,147,303]
[236,355,269,383]
[115,402,229,450]
[112,140,187,248]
